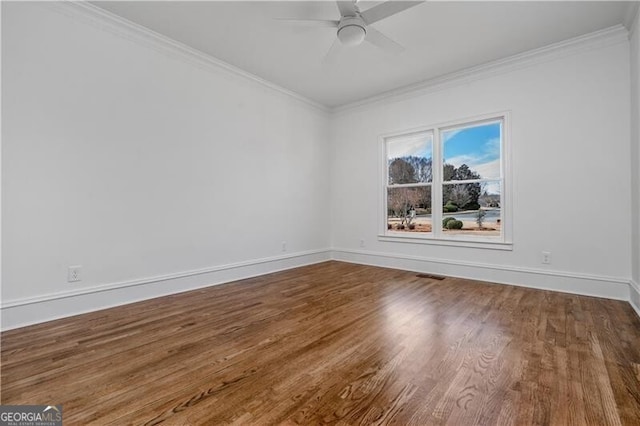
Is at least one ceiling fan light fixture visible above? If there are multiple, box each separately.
[337,24,366,46]
[278,0,422,61]
[337,16,367,46]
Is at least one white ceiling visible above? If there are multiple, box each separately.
[91,1,633,108]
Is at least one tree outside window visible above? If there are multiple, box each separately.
[384,117,505,242]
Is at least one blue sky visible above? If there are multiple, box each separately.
[387,122,502,195]
[386,133,433,160]
[386,122,501,180]
[443,122,501,180]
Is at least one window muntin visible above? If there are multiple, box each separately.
[383,116,507,244]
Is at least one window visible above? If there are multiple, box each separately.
[385,131,433,233]
[381,113,510,248]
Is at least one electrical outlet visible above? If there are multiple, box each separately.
[68,265,82,283]
[282,241,287,252]
[541,251,551,265]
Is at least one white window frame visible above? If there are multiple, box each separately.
[378,112,513,250]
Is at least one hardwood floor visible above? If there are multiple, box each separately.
[2,261,640,425]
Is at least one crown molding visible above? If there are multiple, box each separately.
[35,2,632,116]
[624,2,639,36]
[41,1,330,114]
[333,25,630,114]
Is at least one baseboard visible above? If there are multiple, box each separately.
[3,249,634,331]
[1,249,331,331]
[331,248,631,301]
[630,280,640,318]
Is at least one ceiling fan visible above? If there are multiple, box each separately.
[278,1,424,62]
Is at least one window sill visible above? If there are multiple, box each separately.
[378,233,513,251]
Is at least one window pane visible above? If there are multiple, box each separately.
[387,186,432,233]
[442,182,501,236]
[442,121,501,181]
[387,132,433,184]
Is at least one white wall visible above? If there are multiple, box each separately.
[2,3,637,330]
[331,36,632,299]
[1,3,331,329]
[630,8,640,313]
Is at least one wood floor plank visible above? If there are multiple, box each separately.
[2,261,640,425]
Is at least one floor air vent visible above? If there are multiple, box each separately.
[416,273,447,280]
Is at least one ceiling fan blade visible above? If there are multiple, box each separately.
[360,1,423,25]
[323,38,342,64]
[365,27,404,54]
[336,1,358,17]
[275,19,339,28]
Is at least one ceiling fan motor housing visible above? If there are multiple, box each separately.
[337,16,367,46]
